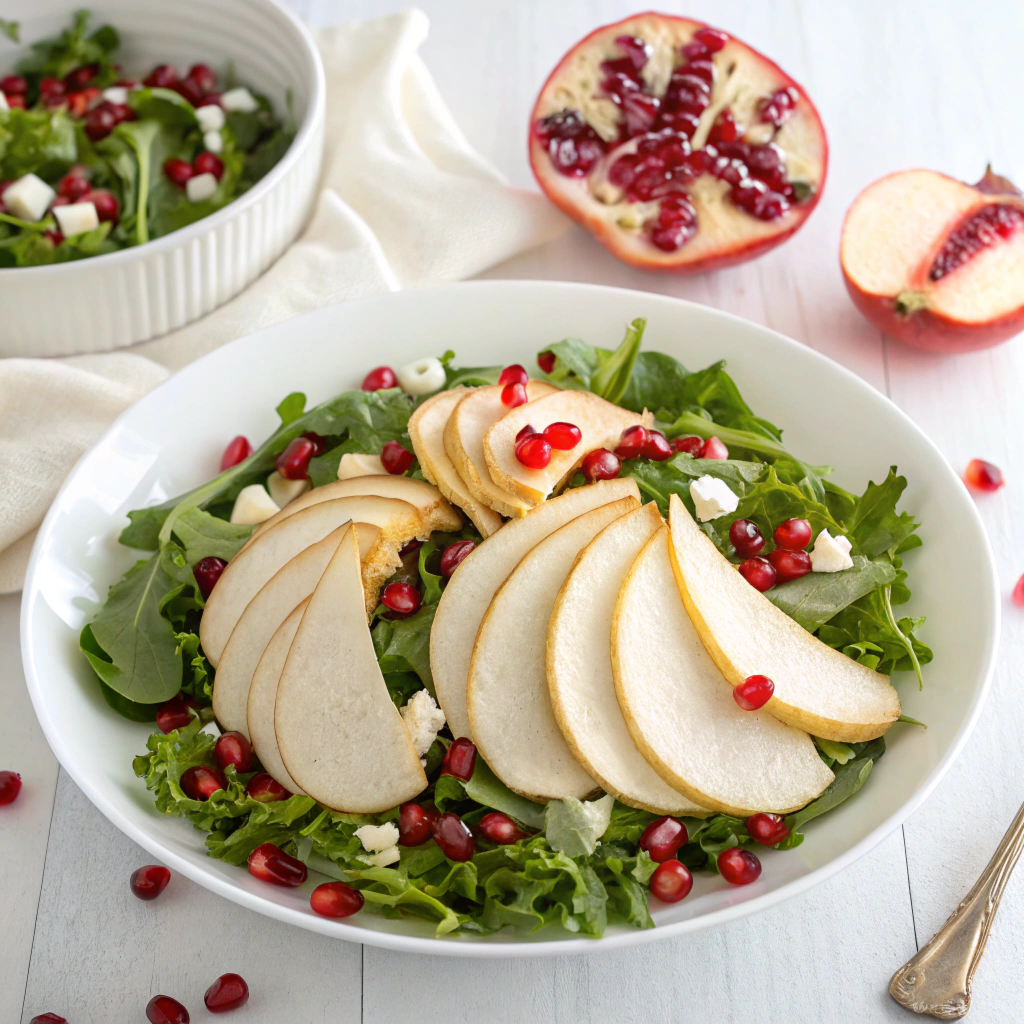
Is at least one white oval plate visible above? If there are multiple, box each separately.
[21,281,999,957]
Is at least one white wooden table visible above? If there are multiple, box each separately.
[5,0,1024,1020]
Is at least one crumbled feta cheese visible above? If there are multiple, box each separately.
[396,357,446,396]
[266,470,310,508]
[354,822,400,853]
[4,173,55,221]
[359,846,401,868]
[401,690,446,761]
[199,720,222,739]
[102,86,128,105]
[689,474,739,522]
[203,130,223,154]
[221,86,258,113]
[186,172,218,203]
[229,483,279,525]
[337,452,387,480]
[53,200,99,237]
[809,529,854,573]
[0,93,9,114]
[196,103,226,132]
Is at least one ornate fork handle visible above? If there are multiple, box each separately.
[889,799,1024,1018]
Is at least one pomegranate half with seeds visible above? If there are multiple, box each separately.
[528,14,827,272]
[841,168,1024,353]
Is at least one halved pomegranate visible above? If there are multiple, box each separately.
[528,14,827,272]
[841,168,1024,352]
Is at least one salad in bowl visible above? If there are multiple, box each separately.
[80,319,930,939]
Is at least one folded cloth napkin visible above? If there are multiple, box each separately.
[0,9,565,593]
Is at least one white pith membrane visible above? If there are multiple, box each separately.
[529,15,827,267]
[841,169,1024,323]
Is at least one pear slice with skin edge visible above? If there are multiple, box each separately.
[548,502,711,817]
[612,528,834,816]
[469,496,640,802]
[484,390,652,507]
[408,387,503,538]
[200,494,419,666]
[275,524,427,812]
[443,380,559,519]
[667,493,902,742]
[247,599,308,795]
[431,477,641,742]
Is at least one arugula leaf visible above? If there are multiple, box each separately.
[836,468,920,558]
[17,11,118,86]
[0,106,77,179]
[544,795,615,857]
[786,757,875,832]
[371,605,436,694]
[590,318,645,404]
[619,350,691,416]
[171,507,254,565]
[465,760,546,830]
[0,18,19,43]
[534,319,645,404]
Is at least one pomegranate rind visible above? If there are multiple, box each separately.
[528,12,828,272]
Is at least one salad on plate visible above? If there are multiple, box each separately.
[81,321,930,938]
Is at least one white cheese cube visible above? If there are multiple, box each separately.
[102,86,128,105]
[199,721,222,739]
[266,470,310,508]
[396,357,446,396]
[229,483,279,525]
[809,529,854,573]
[354,822,400,853]
[186,172,218,203]
[360,846,401,868]
[337,453,387,480]
[220,86,258,113]
[53,200,99,237]
[0,92,9,113]
[401,690,446,760]
[196,103,226,132]
[4,173,55,221]
[203,130,223,154]
[689,474,739,522]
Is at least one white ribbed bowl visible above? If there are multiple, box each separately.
[0,0,324,357]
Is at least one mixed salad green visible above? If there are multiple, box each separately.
[0,10,292,267]
[84,321,930,938]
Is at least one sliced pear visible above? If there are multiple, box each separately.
[247,599,308,795]
[431,477,640,741]
[275,524,427,812]
[408,387,503,538]
[200,495,416,666]
[667,494,901,742]
[613,528,834,816]
[469,497,638,802]
[484,390,651,507]
[548,503,710,816]
[443,381,558,518]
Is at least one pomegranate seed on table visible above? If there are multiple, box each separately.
[739,556,776,591]
[248,843,307,886]
[537,351,556,374]
[130,864,171,901]
[194,151,224,180]
[746,812,790,846]
[581,448,621,482]
[440,737,477,780]
[186,63,217,94]
[717,847,762,886]
[203,973,249,1013]
[380,439,414,474]
[219,434,252,470]
[1014,574,1024,607]
[773,518,811,550]
[639,817,689,862]
[964,458,1004,492]
[0,770,22,805]
[381,581,421,615]
[164,158,194,187]
[615,424,648,459]
[362,365,397,390]
[648,860,693,902]
[276,436,316,479]
[440,539,475,577]
[431,812,475,861]
[671,435,705,456]
[701,436,729,460]
[146,994,190,1024]
[768,547,811,582]
[501,381,528,408]
[398,801,439,846]
[156,693,199,733]
[498,363,529,386]
[247,772,290,802]
[515,432,552,469]
[543,421,582,451]
[478,811,530,845]
[39,76,65,98]
[215,732,253,773]
[0,74,26,94]
[29,1015,67,1024]
[734,674,774,711]
[729,519,764,558]
[85,189,119,222]
[193,556,227,600]
[642,430,673,461]
[310,882,365,919]
[515,424,537,442]
[180,765,227,801]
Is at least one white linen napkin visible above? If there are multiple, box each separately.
[0,9,566,593]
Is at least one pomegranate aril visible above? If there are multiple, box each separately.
[478,811,530,845]
[773,518,812,551]
[702,436,729,460]
[615,424,649,460]
[247,842,307,886]
[398,801,439,846]
[131,864,171,900]
[362,366,397,391]
[0,770,22,805]
[156,693,199,733]
[746,812,790,846]
[501,381,528,408]
[381,439,414,475]
[180,765,227,801]
[537,351,556,374]
[145,64,178,88]
[164,157,194,187]
[543,421,582,451]
[1014,574,1024,607]
[301,431,329,457]
[516,424,537,443]
[693,26,729,52]
[5,94,25,109]
[84,104,118,140]
[498,363,529,386]
[639,816,689,862]
[672,435,705,457]
[247,772,290,802]
[381,581,421,615]
[187,63,217,94]
[39,76,65,98]
[204,973,249,1014]
[310,881,365,919]
[739,556,776,592]
[30,1015,67,1024]
[729,519,765,559]
[57,169,90,199]
[685,58,716,86]
[440,539,475,577]
[431,811,475,861]
[964,458,1004,492]
[85,189,119,222]
[931,205,1024,281]
[146,995,189,1024]
[708,108,738,143]
[440,737,477,781]
[194,151,224,180]
[734,674,774,711]
[515,433,552,469]
[219,434,252,470]
[581,448,621,482]
[642,430,673,461]
[717,847,761,885]
[193,556,227,600]
[275,436,316,479]
[649,859,693,902]
[533,109,606,177]
[214,731,253,773]
[768,547,811,583]
[65,64,97,90]
[759,87,799,127]
[0,74,26,94]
